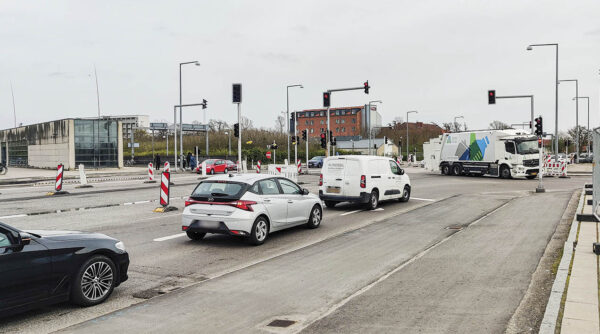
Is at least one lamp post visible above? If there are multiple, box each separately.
[406,111,418,162]
[559,79,579,162]
[286,84,303,165]
[575,96,590,154]
[527,43,559,160]
[368,100,382,155]
[176,60,200,170]
[454,116,464,132]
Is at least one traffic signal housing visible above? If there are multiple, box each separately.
[301,129,307,141]
[320,133,326,149]
[291,136,296,145]
[331,137,337,146]
[364,81,370,94]
[534,117,543,136]
[384,136,389,144]
[202,99,207,109]
[329,130,333,143]
[488,90,496,104]
[232,84,242,103]
[234,123,240,137]
[323,92,330,108]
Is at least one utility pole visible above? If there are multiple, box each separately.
[233,83,242,172]
[559,80,579,162]
[178,61,200,171]
[287,84,303,165]
[10,82,16,128]
[406,111,418,162]
[94,64,101,118]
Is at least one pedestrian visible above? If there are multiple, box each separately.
[155,154,161,170]
[190,155,197,171]
[186,152,192,170]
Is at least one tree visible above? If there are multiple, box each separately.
[567,125,591,153]
[274,115,286,133]
[489,120,510,130]
[443,122,464,132]
[240,116,253,130]
[208,119,230,132]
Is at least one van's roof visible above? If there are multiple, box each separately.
[326,155,392,160]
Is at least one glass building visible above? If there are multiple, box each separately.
[74,119,119,167]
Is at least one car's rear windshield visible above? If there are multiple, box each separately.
[191,181,248,202]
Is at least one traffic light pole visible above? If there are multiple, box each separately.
[494,95,534,135]
[237,103,242,173]
[536,137,545,193]
[306,137,309,173]
[326,106,331,157]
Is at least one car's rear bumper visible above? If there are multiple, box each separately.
[319,191,370,203]
[183,220,251,236]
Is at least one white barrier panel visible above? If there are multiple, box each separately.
[79,164,88,186]
[242,161,248,173]
[201,161,207,177]
[268,164,298,182]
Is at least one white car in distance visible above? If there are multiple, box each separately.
[182,174,323,245]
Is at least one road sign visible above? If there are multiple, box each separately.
[150,122,168,130]
[127,143,140,148]
[266,151,272,159]
[181,124,207,131]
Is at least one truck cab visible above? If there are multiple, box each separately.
[497,136,540,178]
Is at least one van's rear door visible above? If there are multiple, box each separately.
[342,158,361,197]
[322,158,346,196]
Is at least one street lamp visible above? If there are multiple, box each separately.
[574,96,590,154]
[527,43,559,160]
[406,110,418,162]
[454,116,464,132]
[287,84,303,165]
[559,79,579,162]
[176,60,200,171]
[368,100,382,155]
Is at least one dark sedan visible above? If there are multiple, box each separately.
[0,222,129,317]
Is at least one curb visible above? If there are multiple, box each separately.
[539,189,585,334]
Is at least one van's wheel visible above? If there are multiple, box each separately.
[399,185,411,202]
[441,165,451,175]
[248,216,269,246]
[367,190,379,210]
[306,205,322,229]
[186,231,206,240]
[452,164,462,176]
[500,165,512,179]
[324,201,337,208]
[71,255,116,306]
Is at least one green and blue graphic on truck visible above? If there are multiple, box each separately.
[455,133,489,161]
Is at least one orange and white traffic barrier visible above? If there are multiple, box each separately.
[257,160,261,174]
[55,164,64,192]
[145,163,156,183]
[164,161,170,173]
[297,159,302,174]
[154,171,177,212]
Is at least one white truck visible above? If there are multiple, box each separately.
[423,129,540,179]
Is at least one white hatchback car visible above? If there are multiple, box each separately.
[182,174,323,245]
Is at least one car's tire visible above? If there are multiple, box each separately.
[224,168,228,173]
[186,231,206,240]
[248,216,269,246]
[324,201,337,208]
[71,255,117,307]
[452,164,462,176]
[526,175,537,179]
[441,164,451,175]
[367,190,379,210]
[210,169,215,175]
[399,185,411,202]
[500,165,512,179]
[306,205,322,229]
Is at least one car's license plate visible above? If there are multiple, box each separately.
[199,221,220,229]
[327,187,340,193]
[531,172,537,176]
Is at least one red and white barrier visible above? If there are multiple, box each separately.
[164,161,170,173]
[257,160,261,174]
[297,159,302,174]
[543,158,568,177]
[148,163,155,181]
[160,171,170,207]
[55,164,64,192]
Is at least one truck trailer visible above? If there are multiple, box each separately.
[424,129,540,179]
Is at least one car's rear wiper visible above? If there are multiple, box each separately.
[211,192,229,197]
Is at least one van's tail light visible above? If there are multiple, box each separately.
[360,175,366,188]
[232,200,256,211]
[319,174,323,186]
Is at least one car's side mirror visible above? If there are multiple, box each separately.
[398,169,405,175]
[302,188,309,195]
[18,232,32,246]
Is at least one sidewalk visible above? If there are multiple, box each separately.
[553,191,600,333]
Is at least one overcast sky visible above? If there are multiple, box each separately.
[1,0,599,133]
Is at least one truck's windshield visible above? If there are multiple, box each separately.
[516,140,539,154]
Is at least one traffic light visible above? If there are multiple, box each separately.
[329,130,333,143]
[202,99,207,109]
[534,117,543,136]
[488,90,496,104]
[234,123,240,137]
[384,136,389,144]
[320,133,326,148]
[323,92,330,108]
[271,142,278,150]
[232,84,242,103]
[538,137,542,148]
[291,136,296,145]
[331,137,337,146]
[364,81,369,94]
[398,138,402,147]
[302,129,307,141]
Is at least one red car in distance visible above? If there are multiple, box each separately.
[196,159,229,175]
[225,160,238,171]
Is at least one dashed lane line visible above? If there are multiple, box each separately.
[340,210,362,216]
[412,197,436,202]
[153,233,187,242]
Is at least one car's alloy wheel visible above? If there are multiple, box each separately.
[368,190,379,210]
[71,255,116,306]
[224,168,228,173]
[249,217,269,245]
[210,169,215,175]
[306,205,322,229]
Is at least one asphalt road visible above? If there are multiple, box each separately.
[0,168,588,333]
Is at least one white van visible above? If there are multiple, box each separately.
[319,155,411,209]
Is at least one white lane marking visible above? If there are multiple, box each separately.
[153,233,187,242]
[340,210,362,216]
[411,197,436,202]
[0,214,27,220]
[372,208,384,211]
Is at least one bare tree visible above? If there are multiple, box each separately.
[489,120,510,130]
[240,116,253,130]
[208,119,230,132]
[274,115,285,133]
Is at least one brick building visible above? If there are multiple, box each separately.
[291,105,381,139]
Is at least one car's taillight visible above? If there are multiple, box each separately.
[182,226,189,231]
[232,200,256,211]
[360,175,366,188]
[319,174,323,186]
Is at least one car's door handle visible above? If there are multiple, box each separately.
[336,178,342,181]
[288,200,293,203]
[264,199,271,203]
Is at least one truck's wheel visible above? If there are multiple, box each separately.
[441,165,451,175]
[500,165,512,179]
[452,164,462,176]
